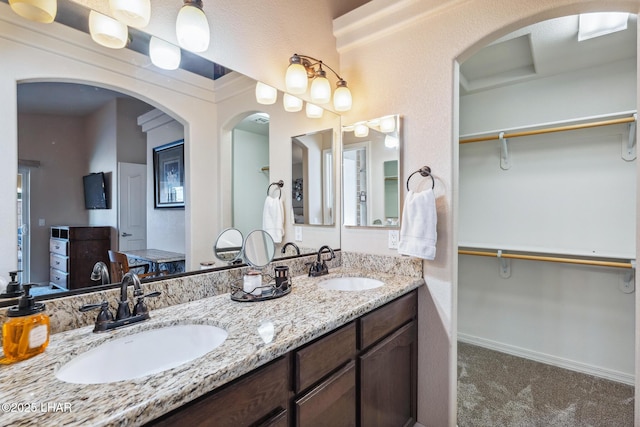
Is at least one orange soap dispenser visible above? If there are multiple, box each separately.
[2,284,50,363]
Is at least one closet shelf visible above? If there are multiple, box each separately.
[459,247,635,269]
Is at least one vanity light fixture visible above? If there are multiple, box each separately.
[385,135,399,149]
[109,0,151,28]
[9,0,57,23]
[149,37,181,70]
[354,123,369,138]
[89,10,128,49]
[255,82,278,105]
[285,54,352,112]
[379,115,396,133]
[283,94,303,112]
[306,103,324,119]
[176,0,210,53]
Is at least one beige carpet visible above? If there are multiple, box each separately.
[457,342,634,426]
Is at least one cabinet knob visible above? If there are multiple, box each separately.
[121,232,132,237]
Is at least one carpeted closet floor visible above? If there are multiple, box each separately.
[457,342,634,426]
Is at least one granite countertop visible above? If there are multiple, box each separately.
[0,267,423,426]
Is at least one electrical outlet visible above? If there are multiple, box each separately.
[294,226,303,242]
[388,230,399,249]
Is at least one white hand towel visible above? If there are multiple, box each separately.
[398,188,437,260]
[263,195,284,243]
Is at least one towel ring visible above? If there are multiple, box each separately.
[406,166,435,191]
[267,180,284,199]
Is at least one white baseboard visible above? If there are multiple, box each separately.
[458,333,634,386]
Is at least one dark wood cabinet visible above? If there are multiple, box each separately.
[49,226,111,290]
[149,355,290,427]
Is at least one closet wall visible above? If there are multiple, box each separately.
[458,57,637,384]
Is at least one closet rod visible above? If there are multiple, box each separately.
[458,249,634,269]
[459,116,636,144]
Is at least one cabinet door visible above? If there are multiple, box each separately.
[360,321,416,427]
[295,361,356,427]
[149,356,289,427]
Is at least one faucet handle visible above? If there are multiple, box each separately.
[80,301,114,324]
[133,291,161,317]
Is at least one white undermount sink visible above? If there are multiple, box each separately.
[55,324,228,384]
[317,277,385,291]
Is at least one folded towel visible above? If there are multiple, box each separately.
[263,195,284,243]
[398,188,437,260]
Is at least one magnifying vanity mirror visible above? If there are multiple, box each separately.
[342,115,401,227]
[213,228,244,264]
[243,230,276,268]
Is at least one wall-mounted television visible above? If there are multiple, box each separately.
[83,172,108,209]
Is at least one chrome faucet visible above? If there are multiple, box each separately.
[90,261,110,285]
[79,272,160,333]
[308,245,335,277]
[281,242,301,256]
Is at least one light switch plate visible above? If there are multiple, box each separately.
[38,219,45,226]
[388,230,399,249]
[294,226,302,242]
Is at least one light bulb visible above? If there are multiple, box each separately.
[310,73,331,104]
[379,115,396,133]
[176,3,210,52]
[354,123,369,137]
[109,0,150,28]
[9,0,57,24]
[89,10,128,49]
[255,82,277,105]
[306,103,324,119]
[283,94,303,112]
[333,82,352,112]
[285,61,308,94]
[149,37,181,70]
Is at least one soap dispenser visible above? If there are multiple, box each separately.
[0,271,24,298]
[2,284,50,363]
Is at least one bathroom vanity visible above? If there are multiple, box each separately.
[0,263,423,427]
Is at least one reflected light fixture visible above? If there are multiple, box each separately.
[384,135,399,149]
[176,0,210,52]
[255,82,278,105]
[109,0,151,28]
[89,10,128,49]
[149,36,181,70]
[354,123,369,137]
[306,103,324,119]
[578,12,629,41]
[284,54,352,111]
[283,94,303,112]
[9,0,57,23]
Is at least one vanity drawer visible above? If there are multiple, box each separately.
[359,290,417,350]
[295,321,356,393]
[49,239,68,256]
[49,268,68,289]
[50,253,69,273]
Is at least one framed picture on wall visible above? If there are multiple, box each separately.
[153,140,185,208]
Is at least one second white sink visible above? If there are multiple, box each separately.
[55,324,228,384]
[318,277,384,292]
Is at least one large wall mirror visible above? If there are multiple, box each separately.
[342,115,401,227]
[0,0,341,305]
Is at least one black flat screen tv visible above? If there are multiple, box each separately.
[83,172,108,209]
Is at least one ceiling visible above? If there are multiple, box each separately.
[460,14,637,94]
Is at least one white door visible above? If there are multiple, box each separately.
[118,162,147,251]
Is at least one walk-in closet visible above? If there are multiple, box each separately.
[457,13,636,425]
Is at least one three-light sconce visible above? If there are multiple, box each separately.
[8,0,210,70]
[255,54,353,118]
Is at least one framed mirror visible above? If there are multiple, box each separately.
[243,230,276,268]
[291,128,335,225]
[342,115,401,227]
[213,228,244,264]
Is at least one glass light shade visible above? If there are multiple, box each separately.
[283,94,303,112]
[176,4,210,52]
[305,103,324,119]
[333,85,352,112]
[109,0,150,28]
[379,116,396,133]
[285,63,308,94]
[384,135,399,149]
[9,0,57,24]
[310,76,331,104]
[149,37,181,70]
[89,11,128,49]
[255,82,277,105]
[354,123,369,137]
